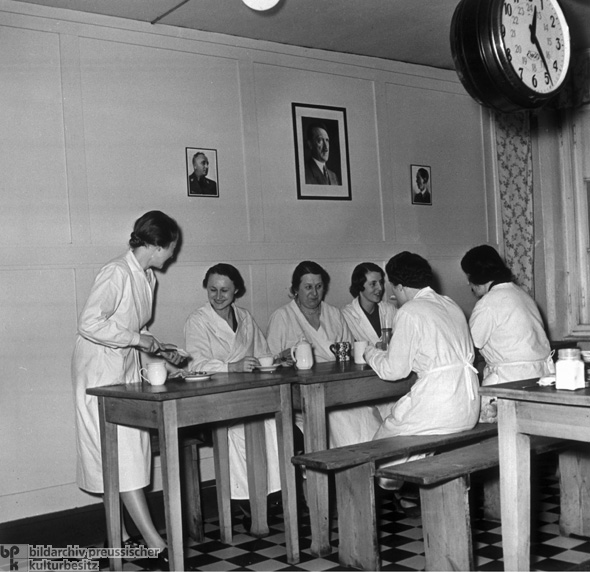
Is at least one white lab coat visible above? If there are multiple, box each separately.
[72,250,153,493]
[342,298,399,419]
[184,302,280,499]
[341,298,398,345]
[470,282,554,385]
[267,299,382,447]
[366,287,480,439]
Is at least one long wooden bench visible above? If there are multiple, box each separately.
[375,435,566,572]
[292,424,497,565]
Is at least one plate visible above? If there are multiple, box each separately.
[256,365,279,373]
[184,372,211,382]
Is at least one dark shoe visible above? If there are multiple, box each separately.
[392,492,421,519]
[398,482,420,502]
[233,499,252,533]
[154,547,169,571]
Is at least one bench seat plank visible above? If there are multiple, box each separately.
[376,435,565,485]
[292,423,497,471]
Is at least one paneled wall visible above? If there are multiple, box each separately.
[0,0,497,523]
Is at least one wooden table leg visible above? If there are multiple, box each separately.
[300,383,332,557]
[98,397,122,572]
[213,426,233,544]
[278,383,299,564]
[498,398,531,571]
[183,440,204,542]
[245,418,269,537]
[559,445,590,537]
[158,402,184,572]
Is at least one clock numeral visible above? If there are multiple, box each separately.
[506,47,512,62]
[556,37,562,50]
[553,60,558,72]
[550,15,556,27]
[532,74,538,88]
[504,3,512,16]
[512,15,519,25]
[544,71,551,85]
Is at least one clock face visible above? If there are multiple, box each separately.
[499,0,571,95]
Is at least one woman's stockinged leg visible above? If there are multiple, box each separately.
[120,488,166,550]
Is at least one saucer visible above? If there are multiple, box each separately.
[184,372,211,382]
[256,365,279,373]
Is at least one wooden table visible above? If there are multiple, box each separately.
[290,361,414,557]
[480,379,590,571]
[88,370,299,571]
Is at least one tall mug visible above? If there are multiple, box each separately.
[354,341,368,364]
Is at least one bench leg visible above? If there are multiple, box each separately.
[335,464,380,571]
[482,471,501,521]
[421,476,473,572]
[213,426,233,544]
[182,441,204,542]
[559,446,590,537]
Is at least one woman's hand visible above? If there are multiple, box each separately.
[138,333,160,354]
[229,356,260,373]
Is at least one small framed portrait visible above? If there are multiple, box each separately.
[292,103,351,201]
[411,164,432,205]
[186,147,219,197]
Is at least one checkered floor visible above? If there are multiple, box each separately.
[100,460,590,571]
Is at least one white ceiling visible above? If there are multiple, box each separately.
[8,0,590,71]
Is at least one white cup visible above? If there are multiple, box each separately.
[354,341,368,364]
[140,361,167,386]
[258,355,274,367]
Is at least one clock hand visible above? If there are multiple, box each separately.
[529,5,553,86]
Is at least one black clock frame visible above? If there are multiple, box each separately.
[451,0,571,113]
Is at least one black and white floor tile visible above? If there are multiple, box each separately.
[99,463,590,571]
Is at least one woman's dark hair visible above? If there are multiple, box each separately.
[129,211,180,249]
[460,245,513,285]
[290,261,330,297]
[202,263,246,298]
[349,262,384,298]
[385,251,433,289]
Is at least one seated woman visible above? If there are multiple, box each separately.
[365,252,480,439]
[461,245,554,418]
[341,262,398,346]
[266,260,381,447]
[184,263,280,504]
[342,262,399,419]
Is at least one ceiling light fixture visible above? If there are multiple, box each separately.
[242,0,281,11]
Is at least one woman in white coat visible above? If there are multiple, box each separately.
[341,262,398,346]
[365,252,480,439]
[184,263,281,505]
[267,261,381,447]
[72,211,183,564]
[461,245,553,420]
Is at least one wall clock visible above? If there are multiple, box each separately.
[451,0,572,112]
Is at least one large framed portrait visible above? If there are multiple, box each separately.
[186,147,219,197]
[292,103,351,200]
[411,164,432,205]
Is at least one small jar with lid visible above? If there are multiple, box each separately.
[555,348,585,390]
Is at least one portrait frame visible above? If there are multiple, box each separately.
[292,103,351,201]
[411,164,432,205]
[186,147,219,198]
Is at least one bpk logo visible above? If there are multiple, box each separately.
[0,545,28,571]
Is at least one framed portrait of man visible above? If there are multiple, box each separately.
[186,147,219,197]
[411,164,432,205]
[292,103,351,200]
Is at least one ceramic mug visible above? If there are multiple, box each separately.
[291,341,314,370]
[140,361,167,386]
[258,355,274,367]
[353,341,368,364]
[330,341,351,361]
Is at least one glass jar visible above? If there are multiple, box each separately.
[555,348,585,390]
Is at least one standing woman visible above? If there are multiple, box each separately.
[267,260,380,447]
[184,263,281,503]
[72,211,182,563]
[341,262,397,346]
[461,244,554,386]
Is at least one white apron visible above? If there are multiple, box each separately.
[72,250,153,493]
[341,298,398,345]
[267,300,382,447]
[184,303,280,499]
